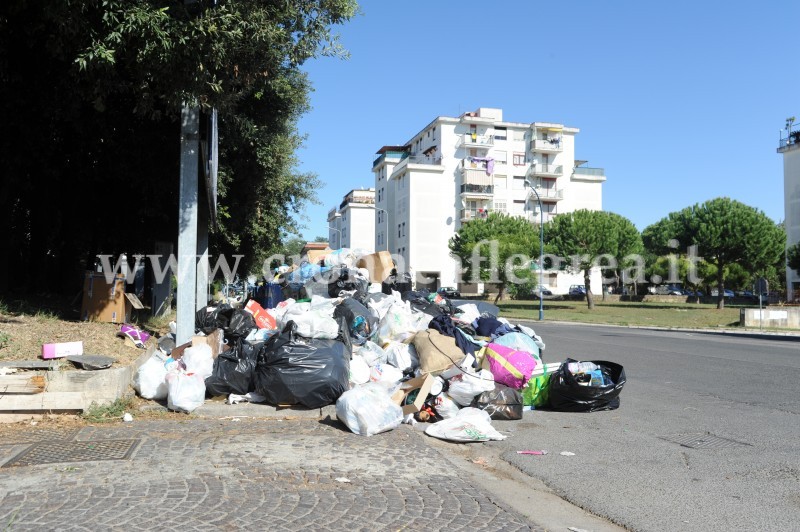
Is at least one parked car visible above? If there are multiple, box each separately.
[530,285,554,299]
[437,286,461,298]
[711,289,735,298]
[568,285,587,299]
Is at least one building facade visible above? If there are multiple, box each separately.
[370,107,606,295]
[327,188,376,252]
[778,118,800,301]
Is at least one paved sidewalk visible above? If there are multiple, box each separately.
[0,418,542,531]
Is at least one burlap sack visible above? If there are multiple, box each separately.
[412,329,465,375]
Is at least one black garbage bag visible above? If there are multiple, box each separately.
[333,297,377,344]
[195,304,235,334]
[327,266,369,302]
[205,339,260,397]
[472,383,523,420]
[548,358,626,412]
[254,321,351,409]
[226,309,257,338]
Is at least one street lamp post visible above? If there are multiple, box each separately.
[524,179,544,321]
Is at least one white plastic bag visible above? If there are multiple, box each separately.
[424,407,507,442]
[356,341,387,367]
[383,341,420,372]
[376,300,417,344]
[447,369,495,406]
[369,363,404,386]
[336,382,403,436]
[349,354,371,387]
[181,344,214,380]
[433,392,461,419]
[278,297,340,339]
[133,351,168,400]
[453,303,481,325]
[166,371,206,413]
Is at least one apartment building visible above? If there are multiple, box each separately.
[327,188,377,251]
[778,118,800,301]
[369,107,606,295]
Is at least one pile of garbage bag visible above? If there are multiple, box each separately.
[132,247,625,440]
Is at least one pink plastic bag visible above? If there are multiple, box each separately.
[482,343,538,389]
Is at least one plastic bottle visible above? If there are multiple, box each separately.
[567,361,598,374]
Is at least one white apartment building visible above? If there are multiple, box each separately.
[371,107,606,295]
[327,188,376,251]
[778,118,800,301]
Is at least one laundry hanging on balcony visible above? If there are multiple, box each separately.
[468,157,495,176]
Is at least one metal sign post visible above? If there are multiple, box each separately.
[757,277,769,331]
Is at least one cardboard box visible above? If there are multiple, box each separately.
[397,374,436,416]
[244,299,277,330]
[190,329,227,359]
[42,341,84,360]
[356,251,395,283]
[80,271,131,323]
[306,248,332,265]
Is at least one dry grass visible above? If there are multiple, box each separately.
[0,296,157,367]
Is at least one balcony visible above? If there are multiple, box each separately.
[458,134,494,149]
[572,166,606,182]
[530,138,563,153]
[372,150,407,169]
[525,210,557,224]
[406,155,442,166]
[778,130,800,152]
[528,163,563,178]
[528,187,564,201]
[460,208,491,222]
[460,184,494,197]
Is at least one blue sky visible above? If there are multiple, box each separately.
[296,0,798,241]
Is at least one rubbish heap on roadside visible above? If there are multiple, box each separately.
[133,248,626,442]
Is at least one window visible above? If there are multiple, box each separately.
[513,130,526,141]
[494,127,507,141]
[513,199,525,215]
[402,222,406,237]
[493,174,507,189]
[513,153,525,166]
[432,127,436,140]
[398,224,401,238]
[513,176,525,190]
[494,150,507,164]
[493,200,507,213]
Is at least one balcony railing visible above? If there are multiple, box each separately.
[528,163,563,177]
[530,138,563,152]
[529,187,564,201]
[340,196,375,209]
[458,134,494,149]
[406,155,442,165]
[460,184,494,196]
[372,150,407,168]
[779,131,800,150]
[460,208,491,221]
[573,166,605,176]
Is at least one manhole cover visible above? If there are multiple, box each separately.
[660,433,750,450]
[0,428,81,445]
[2,439,140,467]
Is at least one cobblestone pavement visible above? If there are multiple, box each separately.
[0,418,543,531]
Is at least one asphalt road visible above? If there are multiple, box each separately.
[491,322,800,532]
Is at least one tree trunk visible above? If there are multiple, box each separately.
[584,269,594,310]
[716,268,725,310]
[493,285,504,305]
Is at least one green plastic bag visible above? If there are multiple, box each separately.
[522,374,551,407]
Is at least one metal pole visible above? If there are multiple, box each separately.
[533,189,544,321]
[176,105,200,345]
[525,180,544,321]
